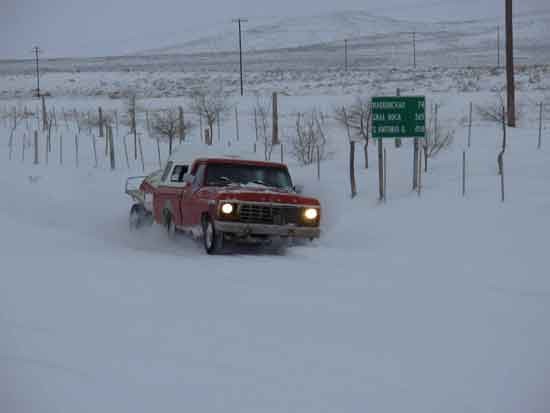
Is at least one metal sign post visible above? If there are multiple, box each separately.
[372,96,426,197]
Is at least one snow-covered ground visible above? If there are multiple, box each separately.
[1,65,550,100]
[1,85,550,413]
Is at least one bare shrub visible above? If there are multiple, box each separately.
[1,106,35,128]
[189,85,229,141]
[475,92,523,124]
[334,106,360,198]
[125,93,139,133]
[150,109,194,155]
[475,94,513,175]
[423,106,455,159]
[334,97,371,169]
[253,97,274,161]
[81,110,113,131]
[119,92,141,160]
[289,109,328,166]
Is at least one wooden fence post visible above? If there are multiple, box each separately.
[217,111,221,142]
[104,124,109,158]
[317,145,321,181]
[156,137,162,168]
[383,148,388,203]
[45,132,49,165]
[350,141,357,197]
[378,138,384,201]
[500,163,505,203]
[253,108,259,142]
[98,107,104,138]
[434,103,439,145]
[395,88,402,148]
[412,138,418,189]
[468,102,473,147]
[138,135,145,173]
[75,134,80,168]
[109,126,116,171]
[92,134,98,168]
[199,113,204,143]
[59,134,63,165]
[272,92,279,145]
[235,107,240,141]
[417,148,422,197]
[34,131,39,164]
[41,96,47,131]
[123,133,130,169]
[8,130,14,161]
[52,107,57,129]
[169,134,173,156]
[179,107,185,143]
[22,134,26,163]
[538,102,543,150]
[462,150,466,197]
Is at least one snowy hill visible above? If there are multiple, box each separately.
[3,8,549,86]
[140,8,550,58]
[141,11,429,55]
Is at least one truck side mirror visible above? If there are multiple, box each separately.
[293,184,303,194]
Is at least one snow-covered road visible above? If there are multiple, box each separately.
[1,93,550,412]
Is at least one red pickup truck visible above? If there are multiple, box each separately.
[126,157,321,254]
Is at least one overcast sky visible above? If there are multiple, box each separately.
[1,0,547,59]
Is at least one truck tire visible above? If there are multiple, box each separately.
[164,211,176,239]
[129,204,150,231]
[202,215,223,254]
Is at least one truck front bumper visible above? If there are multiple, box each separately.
[214,220,320,239]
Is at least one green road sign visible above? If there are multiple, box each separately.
[372,96,426,138]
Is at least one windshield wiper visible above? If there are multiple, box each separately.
[211,176,241,187]
[250,179,269,186]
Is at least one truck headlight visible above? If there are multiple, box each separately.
[304,208,318,220]
[221,203,234,215]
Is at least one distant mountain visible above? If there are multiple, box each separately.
[139,11,441,55]
[137,8,550,57]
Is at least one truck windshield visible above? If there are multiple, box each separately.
[205,163,293,189]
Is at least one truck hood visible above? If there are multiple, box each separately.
[212,186,320,207]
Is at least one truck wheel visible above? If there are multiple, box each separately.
[164,211,176,239]
[129,204,147,231]
[202,215,223,254]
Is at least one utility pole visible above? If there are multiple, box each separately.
[497,25,501,68]
[33,46,41,98]
[412,32,416,68]
[505,0,516,127]
[344,39,348,72]
[272,92,279,145]
[233,18,248,96]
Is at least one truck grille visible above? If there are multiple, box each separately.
[239,204,300,225]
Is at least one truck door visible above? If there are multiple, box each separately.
[166,164,188,225]
[182,162,206,227]
[156,162,189,226]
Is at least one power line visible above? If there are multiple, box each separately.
[232,18,248,97]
